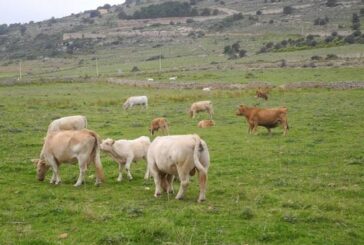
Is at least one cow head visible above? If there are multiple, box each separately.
[100,138,115,152]
[34,159,49,181]
[188,109,193,118]
[236,105,247,116]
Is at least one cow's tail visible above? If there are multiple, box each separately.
[83,116,88,129]
[89,131,105,182]
[193,134,207,176]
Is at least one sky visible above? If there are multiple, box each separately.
[0,0,125,25]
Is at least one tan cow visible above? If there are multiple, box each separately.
[100,136,151,181]
[236,105,289,135]
[47,115,87,134]
[197,120,215,128]
[149,117,169,135]
[34,129,104,186]
[147,134,210,202]
[189,101,213,119]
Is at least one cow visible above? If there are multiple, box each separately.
[34,129,104,186]
[202,87,211,92]
[189,101,213,119]
[236,105,289,135]
[255,89,268,101]
[147,78,154,82]
[123,96,148,110]
[197,120,215,128]
[47,115,87,134]
[147,134,210,202]
[169,76,177,81]
[100,136,151,181]
[149,117,169,135]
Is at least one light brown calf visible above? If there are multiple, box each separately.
[197,120,215,128]
[149,117,169,135]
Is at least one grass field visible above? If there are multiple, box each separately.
[0,82,363,244]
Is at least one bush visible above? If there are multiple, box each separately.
[314,17,329,25]
[311,55,322,60]
[283,6,294,15]
[326,0,337,7]
[131,66,140,72]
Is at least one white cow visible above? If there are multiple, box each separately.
[189,101,214,119]
[202,87,211,92]
[147,78,154,82]
[47,115,87,134]
[147,134,210,202]
[100,136,151,181]
[169,76,177,81]
[123,96,148,110]
[34,129,104,186]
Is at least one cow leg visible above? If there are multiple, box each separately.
[198,171,207,203]
[166,174,174,193]
[125,157,133,180]
[148,158,163,197]
[47,157,61,185]
[117,162,124,182]
[267,128,272,136]
[176,171,189,200]
[74,157,88,187]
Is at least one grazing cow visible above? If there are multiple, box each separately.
[202,87,211,92]
[169,76,177,81]
[47,115,87,134]
[255,89,268,101]
[34,129,104,186]
[123,96,148,110]
[197,120,215,128]
[236,105,289,135]
[149,117,169,135]
[100,136,151,181]
[189,101,214,119]
[147,134,210,202]
[147,78,154,82]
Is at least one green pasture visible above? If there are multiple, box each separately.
[0,82,363,244]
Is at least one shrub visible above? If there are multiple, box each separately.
[131,66,140,72]
[283,6,294,15]
[326,0,337,7]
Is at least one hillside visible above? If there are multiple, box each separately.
[0,0,363,84]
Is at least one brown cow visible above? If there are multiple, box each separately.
[236,105,289,135]
[255,90,268,100]
[197,120,215,128]
[149,117,169,135]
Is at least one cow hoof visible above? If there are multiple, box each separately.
[117,178,122,182]
[154,193,161,197]
[197,198,206,203]
[175,195,184,200]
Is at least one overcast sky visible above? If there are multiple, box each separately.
[0,0,125,25]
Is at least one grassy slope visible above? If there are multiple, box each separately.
[0,82,363,244]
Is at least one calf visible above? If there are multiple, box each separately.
[123,96,148,110]
[147,134,210,202]
[197,120,215,128]
[47,115,87,134]
[255,90,268,101]
[236,105,289,135]
[34,129,104,186]
[189,101,214,119]
[100,136,151,181]
[149,117,169,135]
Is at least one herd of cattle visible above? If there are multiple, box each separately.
[32,93,289,202]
